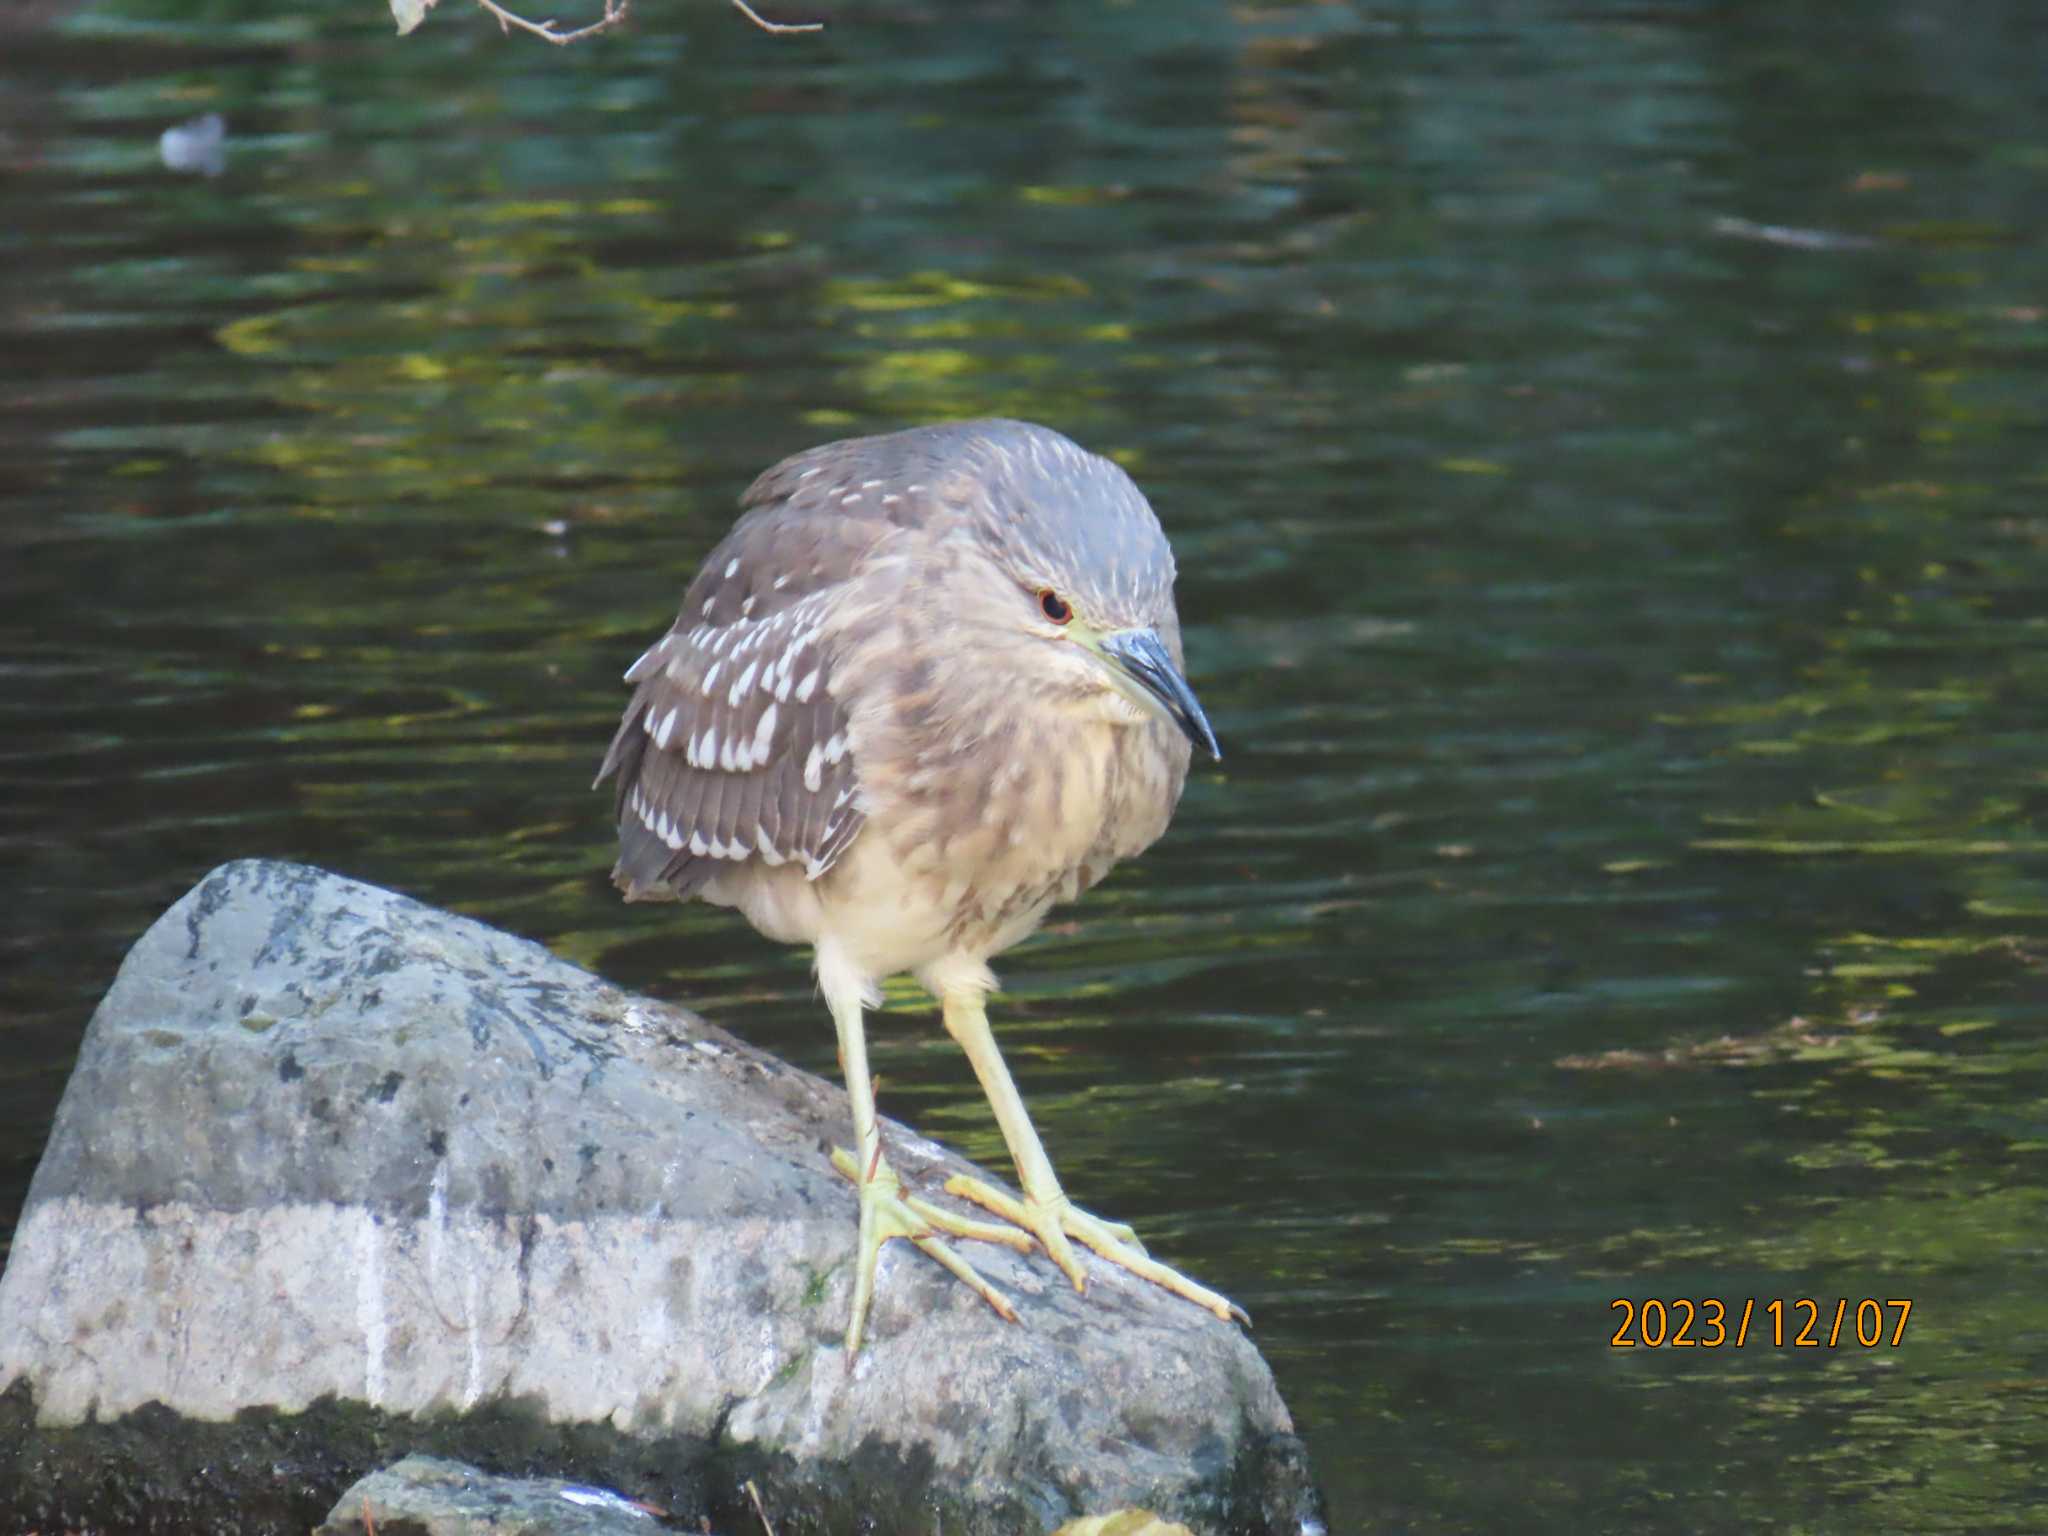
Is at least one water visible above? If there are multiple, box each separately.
[7,0,2048,1527]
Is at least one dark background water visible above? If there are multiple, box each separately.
[7,0,2048,1528]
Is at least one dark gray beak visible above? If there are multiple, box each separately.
[1100,627,1222,761]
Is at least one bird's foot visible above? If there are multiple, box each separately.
[828,1147,1029,1354]
[942,1173,1251,1327]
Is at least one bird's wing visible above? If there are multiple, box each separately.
[595,512,874,902]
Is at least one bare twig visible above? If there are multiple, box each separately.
[728,0,822,32]
[745,1479,779,1536]
[462,0,816,44]
[469,0,631,45]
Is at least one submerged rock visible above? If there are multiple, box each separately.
[319,1454,665,1535]
[0,859,1321,1534]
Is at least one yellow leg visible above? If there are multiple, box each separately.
[937,987,1250,1327]
[822,951,1023,1354]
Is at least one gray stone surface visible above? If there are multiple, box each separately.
[0,859,1321,1535]
[318,1454,666,1535]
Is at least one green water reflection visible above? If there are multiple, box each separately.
[5,0,2048,1528]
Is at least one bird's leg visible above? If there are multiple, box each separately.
[820,955,1024,1354]
[937,986,1249,1327]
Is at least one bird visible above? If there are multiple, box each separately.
[595,418,1244,1354]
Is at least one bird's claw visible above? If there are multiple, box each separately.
[829,1147,1022,1354]
[942,1172,1248,1327]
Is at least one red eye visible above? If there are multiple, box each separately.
[1038,589,1072,625]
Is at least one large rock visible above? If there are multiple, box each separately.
[0,860,1321,1535]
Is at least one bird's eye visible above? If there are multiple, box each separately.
[1038,589,1072,625]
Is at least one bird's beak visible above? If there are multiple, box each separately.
[1096,627,1222,761]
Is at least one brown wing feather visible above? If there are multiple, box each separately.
[595,503,879,902]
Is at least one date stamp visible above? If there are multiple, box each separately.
[1609,1297,1913,1349]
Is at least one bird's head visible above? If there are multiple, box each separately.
[936,421,1222,761]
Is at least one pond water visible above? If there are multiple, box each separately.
[7,0,2048,1528]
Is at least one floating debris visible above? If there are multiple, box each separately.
[1712,215,1878,252]
[159,112,226,177]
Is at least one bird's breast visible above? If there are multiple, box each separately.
[816,709,1186,972]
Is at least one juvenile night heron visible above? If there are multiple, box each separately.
[596,418,1242,1353]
